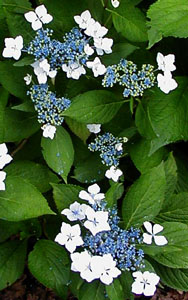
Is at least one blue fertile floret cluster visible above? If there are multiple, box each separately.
[84,202,144,271]
[102,59,155,98]
[28,84,71,125]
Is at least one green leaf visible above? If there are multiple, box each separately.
[65,117,90,143]
[0,0,32,13]
[0,240,27,290]
[41,127,74,183]
[63,90,124,124]
[5,160,59,193]
[13,56,34,67]
[175,154,188,193]
[52,183,82,213]
[0,61,31,100]
[0,176,54,221]
[152,262,188,291]
[110,1,148,42]
[147,27,162,49]
[147,0,188,43]
[122,163,166,228]
[129,136,167,173]
[105,182,124,207]
[119,271,134,300]
[163,152,177,201]
[80,281,106,300]
[106,279,124,300]
[28,240,70,298]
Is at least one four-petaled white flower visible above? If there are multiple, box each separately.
[85,21,108,38]
[74,10,92,30]
[143,221,168,246]
[87,57,106,77]
[87,124,101,134]
[132,271,160,296]
[61,201,90,221]
[79,183,105,205]
[84,206,111,236]
[156,52,176,73]
[31,59,57,84]
[157,71,178,94]
[111,0,120,8]
[0,143,13,169]
[105,166,123,182]
[71,251,101,282]
[84,44,94,56]
[41,124,56,139]
[62,63,86,80]
[24,74,32,85]
[2,36,23,60]
[92,254,121,285]
[24,5,53,31]
[94,37,113,56]
[0,171,6,191]
[55,222,83,253]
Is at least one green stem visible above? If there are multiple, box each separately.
[2,4,34,11]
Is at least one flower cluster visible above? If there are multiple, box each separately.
[102,58,155,98]
[28,84,71,138]
[88,132,128,167]
[0,144,13,191]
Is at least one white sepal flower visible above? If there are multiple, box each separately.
[87,124,101,134]
[143,221,168,246]
[61,201,90,221]
[31,59,57,84]
[115,143,123,151]
[105,166,123,182]
[0,143,13,169]
[2,36,23,60]
[62,63,86,80]
[94,37,113,56]
[157,71,178,94]
[74,10,92,30]
[79,183,105,205]
[24,5,53,31]
[85,21,108,38]
[41,124,56,139]
[71,251,100,282]
[84,206,110,236]
[111,0,120,8]
[84,44,94,56]
[55,222,83,253]
[92,254,121,285]
[132,271,160,296]
[86,57,106,77]
[156,52,176,73]
[24,74,32,85]
[0,171,6,191]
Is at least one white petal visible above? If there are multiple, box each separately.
[65,240,77,253]
[41,13,53,24]
[154,235,168,246]
[35,5,47,18]
[143,233,152,245]
[143,221,153,234]
[100,273,113,285]
[144,272,160,286]
[143,284,156,296]
[111,0,120,8]
[0,144,8,155]
[12,49,22,60]
[37,72,47,84]
[55,233,66,245]
[153,224,163,234]
[0,171,6,182]
[0,181,5,190]
[88,183,100,195]
[15,36,23,50]
[79,190,93,202]
[131,281,144,295]
[24,11,37,23]
[32,19,43,31]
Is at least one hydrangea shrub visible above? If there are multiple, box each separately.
[0,0,188,299]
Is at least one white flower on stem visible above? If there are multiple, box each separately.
[2,36,23,60]
[132,271,160,296]
[143,221,168,246]
[85,21,108,38]
[79,183,105,205]
[94,37,113,55]
[105,166,123,182]
[0,171,6,191]
[156,52,176,73]
[31,59,57,84]
[84,44,94,56]
[87,124,101,134]
[86,57,106,77]
[84,206,110,236]
[71,251,100,282]
[41,124,56,139]
[55,222,83,253]
[61,201,90,221]
[111,0,120,8]
[74,10,92,30]
[24,5,53,31]
[62,63,86,80]
[115,143,123,151]
[92,254,121,285]
[24,74,32,85]
[157,71,178,94]
[0,143,13,169]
